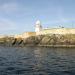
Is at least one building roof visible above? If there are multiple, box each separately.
[36,20,41,25]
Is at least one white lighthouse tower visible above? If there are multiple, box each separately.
[35,20,42,34]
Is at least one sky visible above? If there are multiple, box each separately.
[0,0,75,35]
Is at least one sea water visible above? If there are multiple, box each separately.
[0,46,75,75]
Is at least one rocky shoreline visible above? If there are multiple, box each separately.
[0,34,75,47]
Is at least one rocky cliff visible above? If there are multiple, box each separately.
[0,34,75,47]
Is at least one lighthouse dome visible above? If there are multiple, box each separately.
[36,20,41,25]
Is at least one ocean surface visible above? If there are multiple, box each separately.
[0,46,75,75]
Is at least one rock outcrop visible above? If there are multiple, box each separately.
[0,34,75,47]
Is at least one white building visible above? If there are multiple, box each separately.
[35,20,75,35]
[14,20,75,39]
[35,20,42,32]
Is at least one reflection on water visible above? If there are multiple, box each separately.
[0,46,75,75]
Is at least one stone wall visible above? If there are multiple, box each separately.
[36,28,75,35]
[14,32,36,39]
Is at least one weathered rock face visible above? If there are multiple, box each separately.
[0,34,75,47]
[0,36,15,46]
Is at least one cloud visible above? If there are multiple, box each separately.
[0,2,32,17]
[0,18,16,31]
[0,2,18,14]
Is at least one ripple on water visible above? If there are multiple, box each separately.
[0,47,75,75]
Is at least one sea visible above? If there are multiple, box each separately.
[0,46,75,75]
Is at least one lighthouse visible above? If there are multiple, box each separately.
[35,20,42,33]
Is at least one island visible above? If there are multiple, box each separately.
[0,20,75,47]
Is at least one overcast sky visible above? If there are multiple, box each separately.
[0,0,75,35]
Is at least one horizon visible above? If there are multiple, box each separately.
[0,0,75,35]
